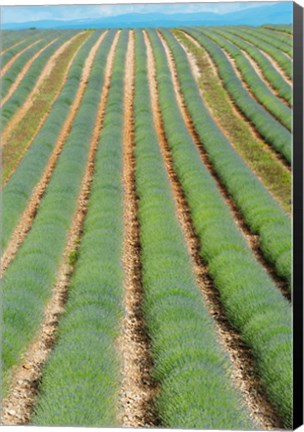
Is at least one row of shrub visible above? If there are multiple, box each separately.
[2,32,59,98]
[0,30,47,66]
[237,26,292,56]
[210,28,291,105]
[1,31,30,52]
[1,31,80,129]
[224,26,292,79]
[2,31,98,251]
[32,29,127,426]
[199,28,291,130]
[163,29,292,287]
[148,28,292,426]
[255,26,292,46]
[183,28,292,163]
[133,30,254,429]
[1,30,115,397]
[262,24,293,35]
[175,30,292,215]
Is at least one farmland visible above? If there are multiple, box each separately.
[1,25,292,429]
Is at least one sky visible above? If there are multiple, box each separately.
[2,2,281,23]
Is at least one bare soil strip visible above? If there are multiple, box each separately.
[117,30,160,428]
[0,32,120,426]
[1,39,58,107]
[2,33,84,146]
[240,48,291,107]
[0,32,106,277]
[159,32,291,302]
[0,39,42,78]
[144,31,284,430]
[181,31,291,173]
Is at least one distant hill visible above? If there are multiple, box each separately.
[3,2,292,30]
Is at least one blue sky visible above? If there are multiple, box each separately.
[2,2,281,23]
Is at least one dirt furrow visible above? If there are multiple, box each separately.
[144,30,284,430]
[2,33,84,146]
[1,32,106,277]
[240,48,291,107]
[1,39,58,107]
[180,31,291,172]
[117,30,160,428]
[0,39,42,78]
[0,31,121,426]
[159,32,291,301]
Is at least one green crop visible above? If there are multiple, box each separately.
[182,28,291,162]
[198,28,291,130]
[223,26,292,79]
[237,26,292,56]
[210,27,291,104]
[1,32,30,52]
[161,28,291,287]
[132,29,254,430]
[1,30,115,397]
[1,31,78,129]
[32,30,128,426]
[2,33,60,99]
[255,27,292,46]
[2,31,99,251]
[147,28,292,426]
[0,30,47,66]
[262,24,293,35]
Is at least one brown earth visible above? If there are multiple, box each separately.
[117,30,161,428]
